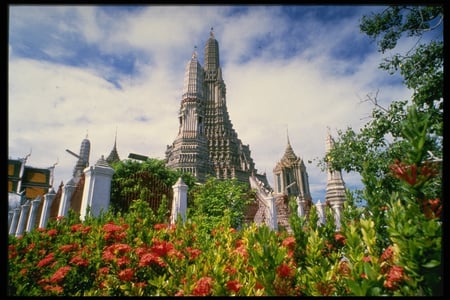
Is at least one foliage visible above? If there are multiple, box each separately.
[317,5,443,296]
[8,5,442,297]
[188,176,255,231]
[8,203,296,296]
[110,158,196,213]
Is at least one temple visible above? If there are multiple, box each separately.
[165,29,268,185]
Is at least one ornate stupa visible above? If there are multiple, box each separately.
[165,29,267,185]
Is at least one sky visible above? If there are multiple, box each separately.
[8,5,416,203]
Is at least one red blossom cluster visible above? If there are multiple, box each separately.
[70,223,92,234]
[276,263,295,278]
[389,160,438,187]
[334,232,346,245]
[383,265,405,290]
[226,279,243,293]
[103,222,128,242]
[422,198,442,219]
[192,276,213,296]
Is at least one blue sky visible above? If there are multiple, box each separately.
[8,5,416,202]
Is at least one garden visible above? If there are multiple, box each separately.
[8,6,442,296]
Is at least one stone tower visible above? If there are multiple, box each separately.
[324,131,346,229]
[165,48,212,182]
[166,29,264,184]
[72,135,90,178]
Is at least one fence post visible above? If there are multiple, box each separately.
[39,188,56,229]
[264,195,278,231]
[16,201,30,237]
[58,178,76,218]
[170,177,188,224]
[331,202,342,231]
[26,197,42,232]
[315,199,327,225]
[297,196,306,217]
[8,210,14,230]
[80,156,115,220]
[9,208,21,236]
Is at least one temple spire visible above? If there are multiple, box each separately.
[106,128,120,165]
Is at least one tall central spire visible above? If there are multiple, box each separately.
[165,30,266,185]
[204,27,220,72]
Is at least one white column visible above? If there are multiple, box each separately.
[331,203,342,231]
[170,177,188,224]
[58,179,76,218]
[80,156,115,220]
[264,195,278,231]
[16,201,30,237]
[26,197,41,232]
[39,188,56,228]
[8,210,14,229]
[315,199,326,226]
[9,208,21,236]
[297,196,305,217]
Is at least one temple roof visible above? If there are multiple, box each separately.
[106,133,120,164]
[274,134,302,170]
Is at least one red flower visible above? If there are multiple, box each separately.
[71,224,83,232]
[138,252,165,267]
[59,243,78,253]
[175,290,184,296]
[154,223,167,231]
[37,253,55,268]
[379,246,394,263]
[26,243,36,252]
[111,243,132,254]
[101,249,116,262]
[282,236,296,249]
[117,256,131,267]
[338,260,351,276]
[103,222,127,241]
[151,239,174,257]
[384,265,405,290]
[186,247,202,260]
[50,266,71,283]
[70,255,89,267]
[226,279,243,293]
[47,229,58,237]
[362,256,371,263]
[192,276,213,296]
[334,232,346,245]
[118,268,134,281]
[224,265,237,275]
[276,263,294,278]
[98,267,109,275]
[43,285,64,294]
[422,198,442,219]
[82,225,92,234]
[233,244,248,259]
[255,281,264,290]
[389,160,437,186]
[135,282,147,288]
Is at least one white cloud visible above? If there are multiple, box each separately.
[8,5,414,202]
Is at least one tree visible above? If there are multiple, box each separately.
[188,176,255,231]
[324,5,443,198]
[110,158,197,213]
[321,5,442,295]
